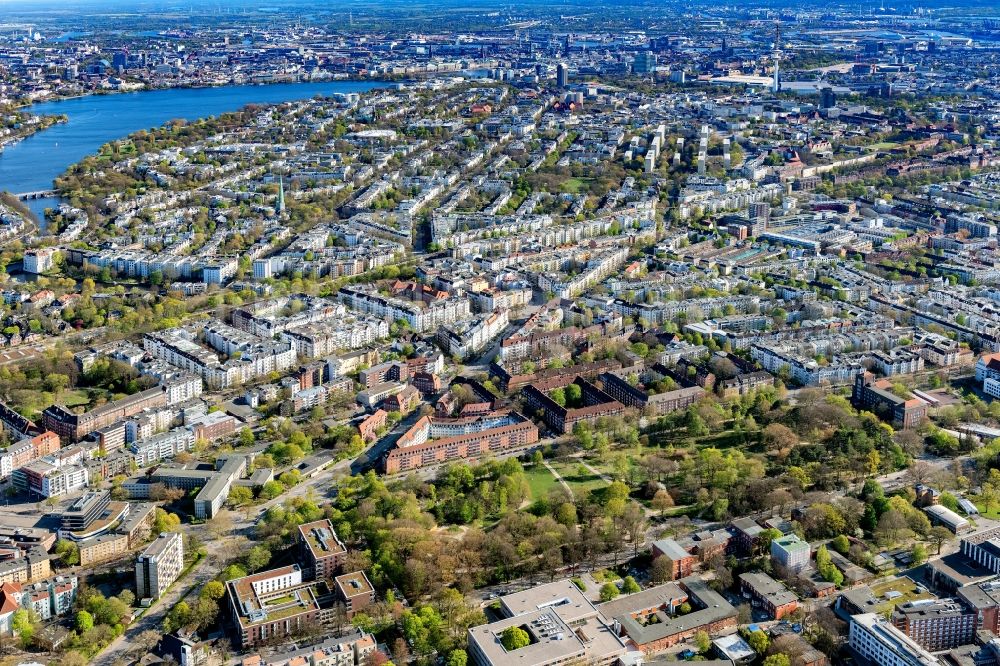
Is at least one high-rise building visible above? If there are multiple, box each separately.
[820,87,837,109]
[770,534,811,573]
[848,613,939,666]
[633,51,658,75]
[135,532,184,600]
[556,63,568,88]
[891,600,975,652]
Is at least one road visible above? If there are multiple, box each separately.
[91,449,357,664]
[93,550,216,666]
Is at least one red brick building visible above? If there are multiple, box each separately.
[358,410,387,443]
[651,538,697,580]
[384,412,538,474]
[739,572,799,620]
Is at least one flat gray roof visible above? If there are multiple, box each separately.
[500,579,598,625]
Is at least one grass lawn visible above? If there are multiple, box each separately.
[524,464,560,500]
[61,389,91,408]
[549,460,607,498]
[870,576,934,614]
[560,177,591,194]
[973,500,1000,520]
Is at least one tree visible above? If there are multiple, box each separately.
[500,626,531,651]
[815,545,844,586]
[929,526,953,554]
[11,608,35,645]
[652,489,674,515]
[201,580,226,601]
[227,485,253,508]
[599,582,620,602]
[737,603,752,625]
[695,630,711,654]
[75,609,94,632]
[746,630,770,654]
[245,545,271,572]
[622,576,641,594]
[260,480,285,500]
[831,535,850,555]
[152,507,181,534]
[550,388,566,407]
[222,563,248,580]
[555,502,577,526]
[875,509,910,546]
[763,655,791,666]
[165,601,193,633]
[62,652,88,666]
[762,423,798,452]
[55,538,80,565]
[446,650,468,666]
[651,556,673,583]
[911,542,928,565]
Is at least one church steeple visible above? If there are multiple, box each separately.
[276,176,286,215]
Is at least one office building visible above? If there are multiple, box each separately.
[601,576,737,653]
[468,579,628,666]
[820,87,837,109]
[59,491,111,533]
[852,372,928,429]
[556,63,568,88]
[960,526,1000,574]
[633,51,658,74]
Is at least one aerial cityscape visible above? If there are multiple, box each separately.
[1,1,1000,666]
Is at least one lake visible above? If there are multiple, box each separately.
[0,80,391,220]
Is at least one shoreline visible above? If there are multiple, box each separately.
[0,115,69,151]
[9,74,408,112]
[4,77,402,212]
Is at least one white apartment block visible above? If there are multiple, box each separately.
[848,613,939,666]
[136,532,185,600]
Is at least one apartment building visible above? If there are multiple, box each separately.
[42,386,168,442]
[651,538,697,580]
[384,411,538,474]
[226,565,327,649]
[521,378,625,435]
[334,571,375,618]
[136,532,185,600]
[771,534,811,574]
[338,285,471,333]
[298,520,346,580]
[891,599,975,651]
[739,572,799,620]
[848,613,939,666]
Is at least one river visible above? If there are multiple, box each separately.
[0,80,391,220]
